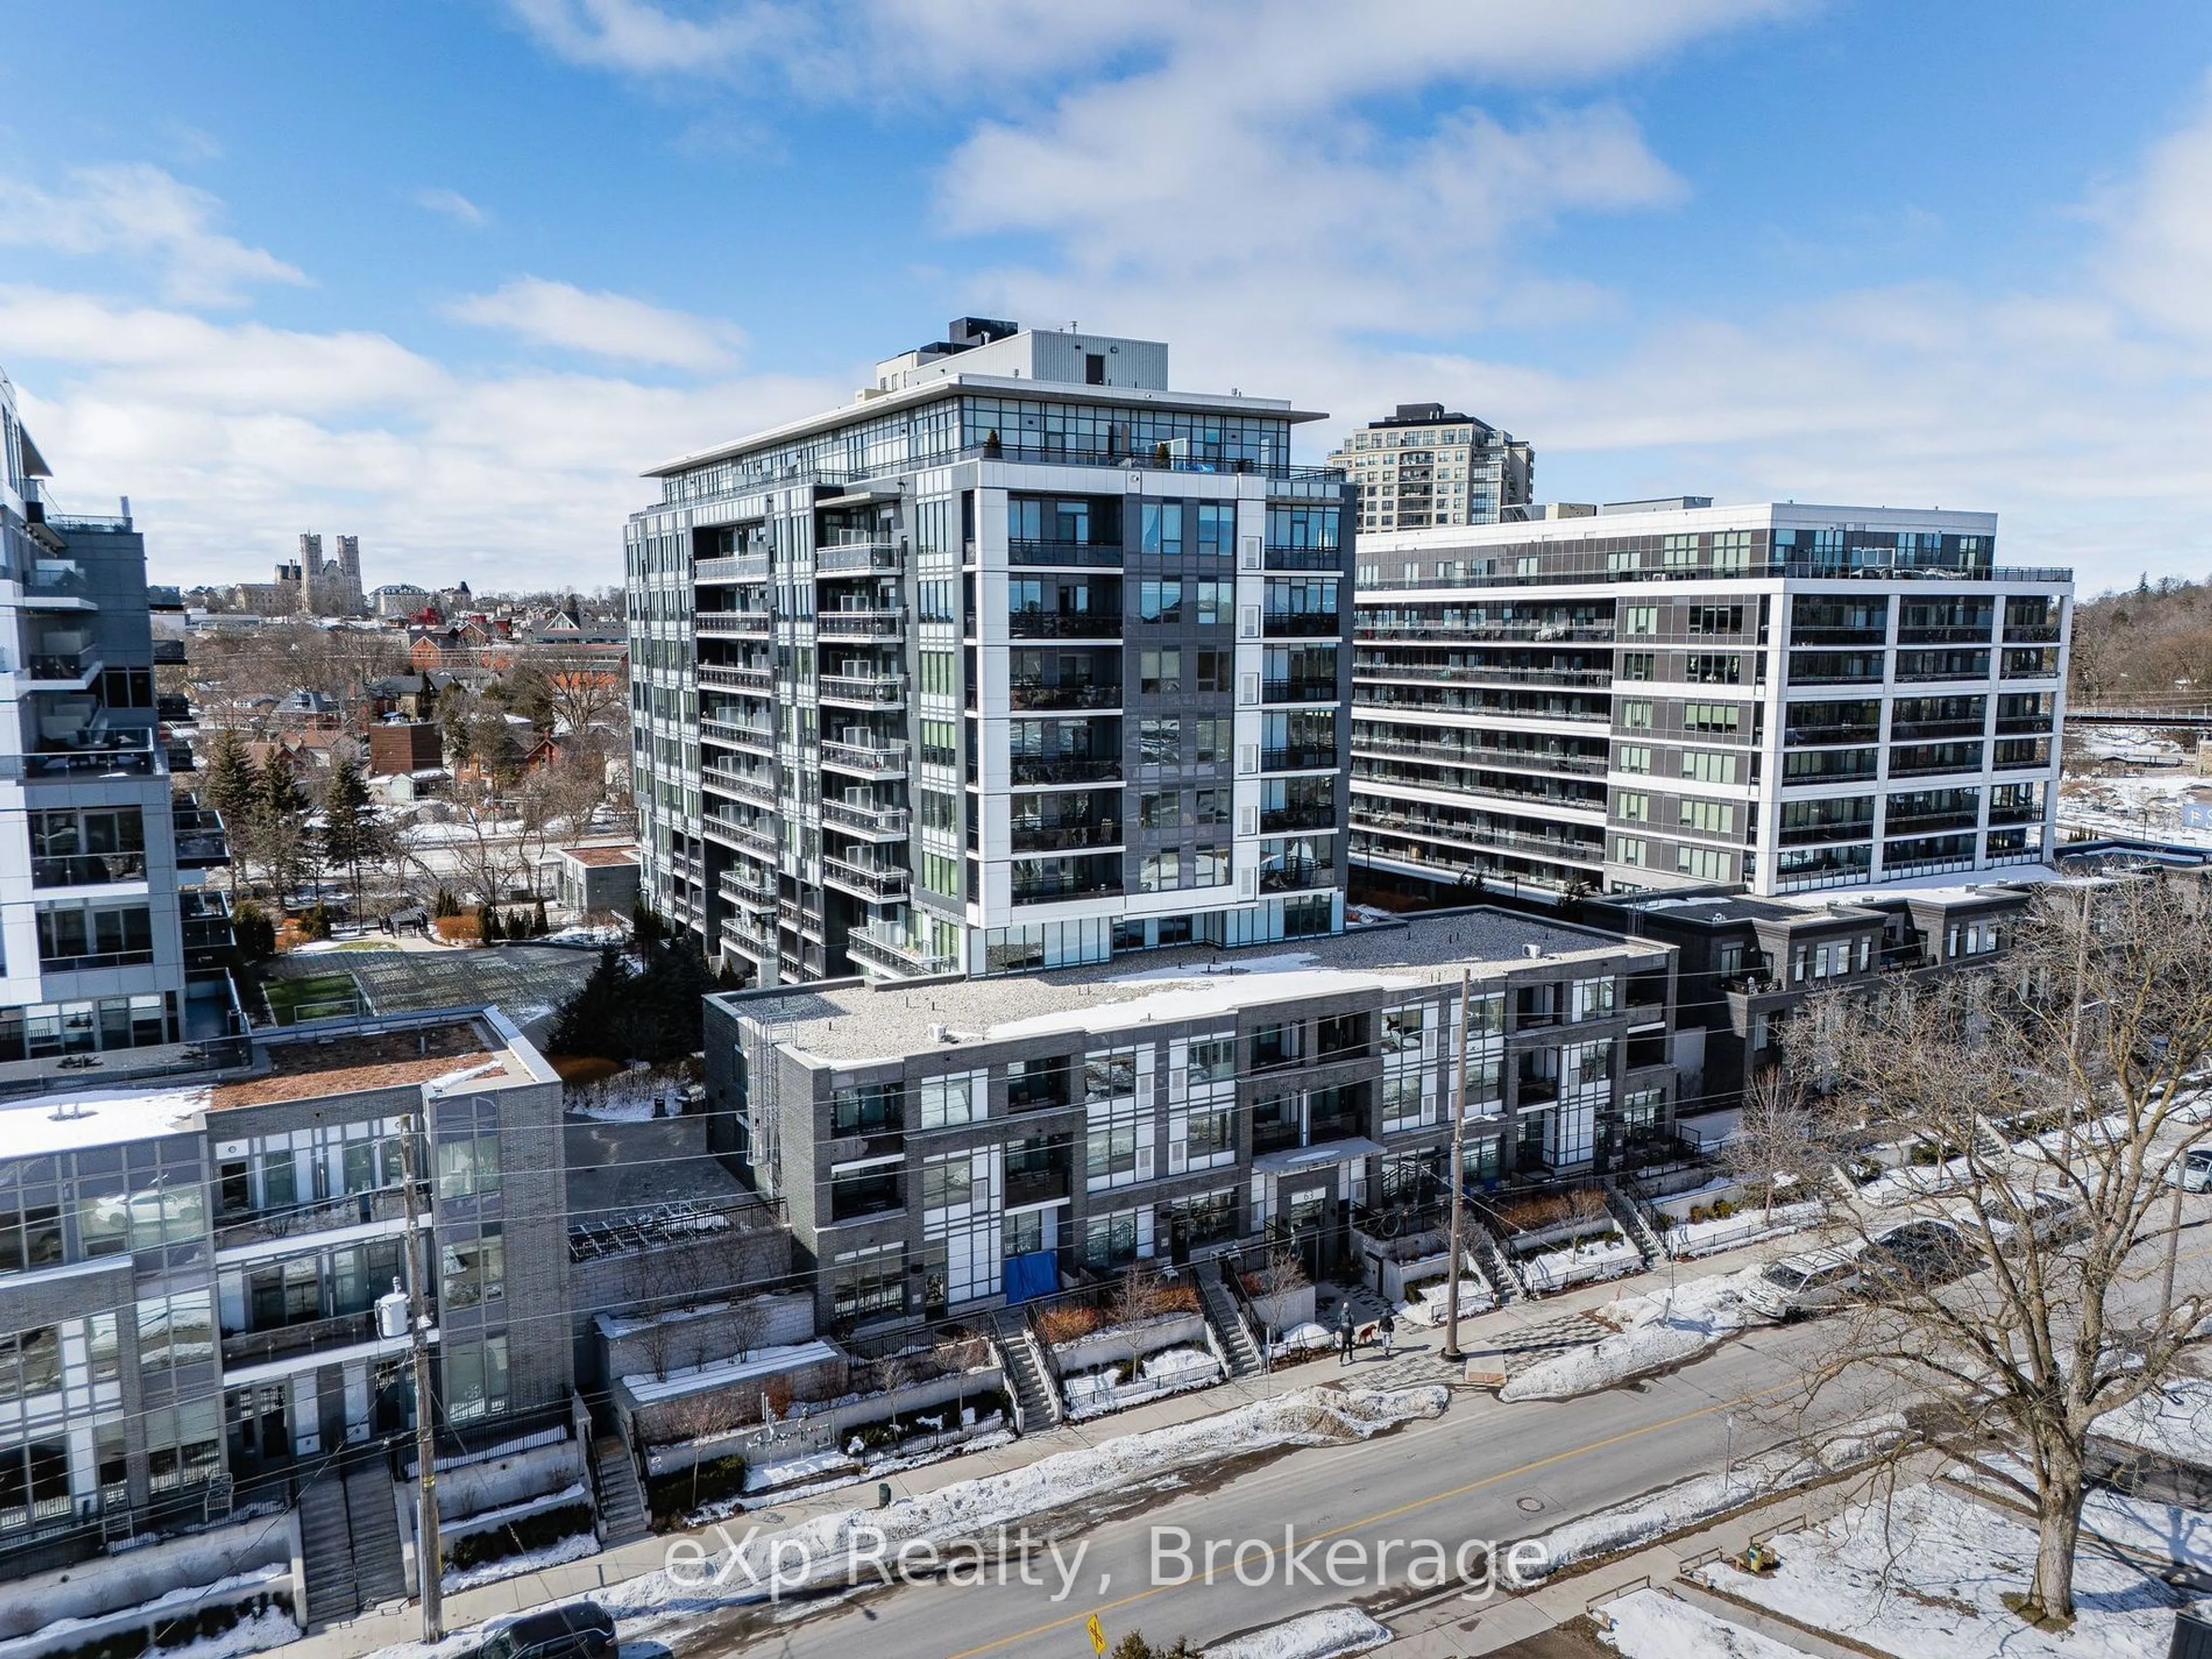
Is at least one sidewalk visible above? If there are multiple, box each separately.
[288,1233,1805,1659]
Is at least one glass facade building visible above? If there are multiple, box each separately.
[627,321,1357,984]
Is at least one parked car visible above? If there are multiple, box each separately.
[1741,1246,1863,1321]
[469,1603,616,1659]
[2168,1147,2212,1192]
[1860,1218,1983,1290]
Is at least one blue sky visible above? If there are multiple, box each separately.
[2,1,2210,594]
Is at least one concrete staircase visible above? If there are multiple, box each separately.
[343,1462,407,1609]
[994,1312,1062,1432]
[591,1435,652,1546]
[1466,1219,1526,1304]
[1195,1262,1265,1379]
[1605,1179,1669,1267]
[298,1471,360,1630]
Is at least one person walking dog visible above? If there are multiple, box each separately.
[1337,1305,1354,1366]
[1380,1310,1397,1358]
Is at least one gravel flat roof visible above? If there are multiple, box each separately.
[719,908,1668,1067]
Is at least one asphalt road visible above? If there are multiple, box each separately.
[673,1317,1877,1659]
[676,1212,2212,1659]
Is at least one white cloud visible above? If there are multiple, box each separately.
[414,187,487,227]
[445,276,746,369]
[5,285,840,592]
[0,163,306,308]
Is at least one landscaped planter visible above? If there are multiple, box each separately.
[1062,1344,1222,1420]
[1244,1282,1317,1338]
[1664,1201,1825,1260]
[1048,1308,1207,1374]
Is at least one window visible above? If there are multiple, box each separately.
[1085,1122,1138,1182]
[1614,835,1648,866]
[1084,1047,1138,1101]
[831,1084,903,1135]
[1622,605,1658,636]
[1196,503,1236,556]
[1139,649,1181,695]
[1685,653,1742,685]
[1662,533,1700,568]
[1138,580,1183,623]
[1381,1004,1426,1053]
[1082,1210,1141,1270]
[1187,1037,1236,1085]
[0,1325,61,1402]
[920,790,959,833]
[1571,978,1616,1022]
[921,1154,974,1211]
[1680,750,1740,784]
[1607,548,1637,574]
[1140,849,1182,892]
[1616,792,1650,823]
[1684,703,1742,733]
[444,1335,510,1423]
[143,1400,221,1494]
[1690,604,1744,635]
[135,1287,214,1374]
[440,1226,505,1309]
[1616,745,1652,774]
[1193,649,1230,693]
[832,1251,905,1321]
[1620,700,1653,730]
[922,852,960,898]
[1194,581,1234,626]
[1187,1108,1236,1162]
[29,808,146,887]
[1142,503,1184,555]
[1194,718,1231,763]
[436,1131,500,1199]
[918,1075,974,1128]
[35,903,152,968]
[1381,1073,1426,1134]
[1139,718,1181,764]
[1676,844,1731,881]
[1252,1022,1303,1068]
[1620,652,1656,681]
[1679,799,1736,835]
[1711,530,1752,573]
[921,719,958,767]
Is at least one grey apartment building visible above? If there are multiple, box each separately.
[0,1008,569,1574]
[700,910,1675,1331]
[0,367,237,1075]
[1323,403,1534,532]
[625,320,1355,988]
[1350,500,2070,900]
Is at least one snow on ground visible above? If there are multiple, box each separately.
[1202,1605,1391,1659]
[744,1446,857,1493]
[1520,1239,1642,1294]
[20,1567,296,1659]
[1696,1480,2187,1659]
[1664,1203,1825,1260]
[1499,1272,1759,1402]
[566,1065,691,1122]
[1400,1278,1495,1327]
[1516,1417,1905,1580]
[1065,1346,1225,1421]
[1595,1586,1804,1658]
[444,1531,600,1594]
[2090,1377,2212,1467]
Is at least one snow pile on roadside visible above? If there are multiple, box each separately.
[17,1566,295,1656]
[1698,1480,2185,1659]
[1516,1415,1906,1580]
[444,1531,599,1594]
[2092,1378,2212,1468]
[1203,1605,1391,1659]
[1594,1586,1803,1658]
[743,1446,858,1494]
[1499,1272,1758,1402]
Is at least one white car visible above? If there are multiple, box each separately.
[2167,1147,2212,1192]
[1741,1246,1862,1321]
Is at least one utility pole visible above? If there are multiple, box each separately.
[1444,969,1472,1367]
[398,1113,443,1642]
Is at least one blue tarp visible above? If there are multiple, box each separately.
[1003,1249,1059,1305]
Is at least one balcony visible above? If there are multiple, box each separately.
[698,611,773,637]
[1350,733,1608,776]
[25,732,161,778]
[1010,682,1120,711]
[1261,745,1339,772]
[816,537,902,574]
[1260,803,1335,834]
[1358,620,1615,644]
[823,738,910,778]
[1261,861,1338,893]
[778,899,825,938]
[697,663,774,695]
[819,671,907,708]
[1264,612,1345,638]
[822,798,909,839]
[721,911,777,956]
[823,855,909,902]
[1516,1075,1560,1105]
[1012,754,1120,786]
[1003,1158,1073,1207]
[1353,806,1605,865]
[1008,539,1123,569]
[221,1308,386,1369]
[817,609,906,642]
[1888,719,1986,742]
[1021,808,1131,852]
[702,812,778,858]
[847,927,958,978]
[1010,611,1123,640]
[694,552,770,584]
[718,865,778,908]
[33,850,149,888]
[173,807,230,868]
[1266,544,1344,571]
[700,717,777,755]
[1353,661,1611,688]
[24,641,100,683]
[1012,872,1123,904]
[703,767,778,808]
[1263,677,1339,704]
[215,1185,422,1252]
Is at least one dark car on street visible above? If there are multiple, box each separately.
[469,1603,616,1659]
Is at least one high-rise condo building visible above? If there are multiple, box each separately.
[1323,403,1533,533]
[0,368,237,1087]
[1350,500,2070,901]
[626,320,1355,986]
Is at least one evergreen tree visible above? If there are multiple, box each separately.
[550,947,634,1059]
[319,756,387,915]
[253,754,306,907]
[202,726,259,823]
[230,899,276,962]
[478,902,502,943]
[533,896,550,937]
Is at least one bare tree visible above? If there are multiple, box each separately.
[725,1297,769,1365]
[1724,1062,1845,1224]
[1781,875,2212,1624]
